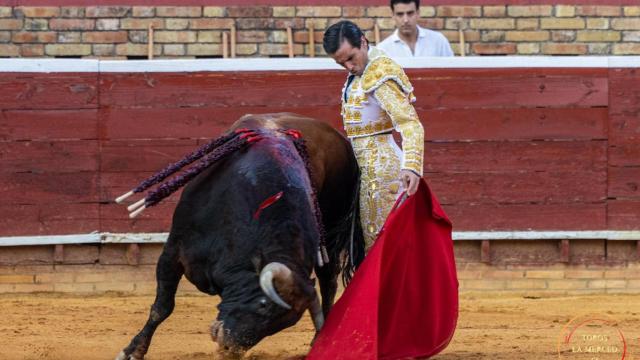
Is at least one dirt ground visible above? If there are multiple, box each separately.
[1,292,639,360]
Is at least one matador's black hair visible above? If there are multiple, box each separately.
[323,20,366,55]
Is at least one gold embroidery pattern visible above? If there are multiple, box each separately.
[361,56,414,96]
[344,119,394,138]
[373,81,424,176]
[342,78,363,124]
[352,134,403,250]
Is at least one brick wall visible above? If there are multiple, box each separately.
[455,240,640,295]
[0,5,639,58]
[0,242,639,295]
[0,244,203,295]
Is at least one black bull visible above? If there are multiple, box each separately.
[117,113,364,359]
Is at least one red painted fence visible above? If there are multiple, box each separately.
[0,66,638,236]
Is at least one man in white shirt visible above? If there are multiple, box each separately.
[378,0,454,57]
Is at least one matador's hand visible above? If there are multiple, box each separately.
[400,169,420,196]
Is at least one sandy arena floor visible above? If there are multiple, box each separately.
[0,292,638,360]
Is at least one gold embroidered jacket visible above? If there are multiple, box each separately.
[341,47,424,175]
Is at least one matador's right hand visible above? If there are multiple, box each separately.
[400,169,420,196]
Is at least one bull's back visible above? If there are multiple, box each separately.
[230,113,355,192]
[169,133,318,293]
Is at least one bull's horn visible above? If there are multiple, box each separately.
[309,293,324,332]
[259,262,292,310]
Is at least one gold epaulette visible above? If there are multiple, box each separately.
[361,56,414,95]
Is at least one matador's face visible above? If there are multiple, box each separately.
[330,37,369,77]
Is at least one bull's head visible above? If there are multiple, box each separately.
[210,262,323,354]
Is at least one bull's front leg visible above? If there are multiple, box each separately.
[116,249,183,360]
[314,259,341,318]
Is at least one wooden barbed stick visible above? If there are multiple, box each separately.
[130,205,146,218]
[115,190,134,204]
[127,198,145,212]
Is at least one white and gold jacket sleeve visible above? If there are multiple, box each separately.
[362,56,425,175]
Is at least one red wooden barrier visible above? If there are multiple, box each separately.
[0,67,637,235]
[608,68,640,230]
[0,73,98,110]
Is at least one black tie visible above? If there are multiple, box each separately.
[343,74,355,103]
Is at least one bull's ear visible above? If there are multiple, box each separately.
[251,256,262,273]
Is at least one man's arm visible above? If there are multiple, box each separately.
[373,80,424,194]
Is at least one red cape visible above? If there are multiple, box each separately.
[306,179,458,360]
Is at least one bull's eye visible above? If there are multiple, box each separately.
[259,298,268,308]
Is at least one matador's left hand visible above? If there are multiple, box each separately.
[400,169,421,196]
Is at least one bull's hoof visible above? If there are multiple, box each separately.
[210,320,224,343]
[216,348,244,360]
[310,331,319,347]
[115,350,142,360]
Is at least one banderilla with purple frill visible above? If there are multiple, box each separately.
[115,128,262,218]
